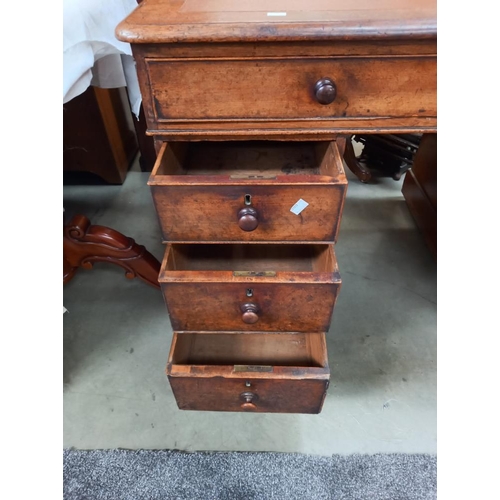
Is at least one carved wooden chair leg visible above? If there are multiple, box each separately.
[343,135,372,183]
[63,214,161,289]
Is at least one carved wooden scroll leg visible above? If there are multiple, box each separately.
[63,214,161,289]
[343,135,372,183]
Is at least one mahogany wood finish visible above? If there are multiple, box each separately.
[159,244,341,332]
[143,57,435,130]
[116,0,437,413]
[63,215,161,288]
[149,141,347,243]
[167,332,329,413]
[118,0,436,44]
[116,0,436,139]
[343,136,372,183]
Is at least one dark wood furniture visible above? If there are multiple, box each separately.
[345,134,422,183]
[116,0,437,413]
[167,332,329,413]
[63,87,162,287]
[160,244,341,333]
[343,136,373,183]
[63,215,161,289]
[149,141,347,243]
[63,86,138,184]
[402,134,437,258]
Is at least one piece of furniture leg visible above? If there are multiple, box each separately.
[402,134,437,258]
[343,136,372,183]
[63,214,161,288]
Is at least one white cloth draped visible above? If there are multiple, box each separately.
[63,0,141,116]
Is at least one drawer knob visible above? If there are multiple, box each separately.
[240,391,258,409]
[241,303,259,324]
[314,78,337,105]
[238,207,259,231]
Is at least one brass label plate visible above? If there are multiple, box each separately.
[233,271,276,277]
[234,365,273,373]
[230,174,277,180]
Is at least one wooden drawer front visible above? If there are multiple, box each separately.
[145,57,436,124]
[149,141,347,243]
[165,282,337,332]
[167,332,330,414]
[169,377,328,413]
[159,244,341,332]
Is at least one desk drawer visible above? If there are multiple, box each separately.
[159,243,341,332]
[167,332,330,413]
[149,141,347,243]
[145,56,436,125]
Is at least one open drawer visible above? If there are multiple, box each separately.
[167,331,330,413]
[148,140,347,243]
[159,243,341,332]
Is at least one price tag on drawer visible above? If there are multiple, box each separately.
[290,198,309,215]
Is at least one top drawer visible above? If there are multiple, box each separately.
[142,56,436,132]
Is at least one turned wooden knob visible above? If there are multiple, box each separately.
[240,391,258,409]
[238,207,259,231]
[314,78,337,105]
[241,303,259,324]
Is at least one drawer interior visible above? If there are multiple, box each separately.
[171,332,327,368]
[165,244,334,272]
[154,141,339,178]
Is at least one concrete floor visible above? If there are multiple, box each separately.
[63,161,436,455]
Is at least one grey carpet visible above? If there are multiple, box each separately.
[63,450,436,500]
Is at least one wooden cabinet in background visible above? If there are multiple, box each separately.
[402,134,437,258]
[63,86,138,184]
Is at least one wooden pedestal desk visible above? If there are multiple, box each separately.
[116,0,437,414]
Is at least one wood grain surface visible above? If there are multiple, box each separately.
[115,0,437,414]
[167,331,329,413]
[146,57,436,123]
[160,244,341,332]
[149,141,347,242]
[116,0,437,43]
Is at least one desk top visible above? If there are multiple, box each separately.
[116,0,437,44]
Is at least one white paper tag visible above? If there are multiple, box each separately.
[290,199,309,215]
[267,12,287,16]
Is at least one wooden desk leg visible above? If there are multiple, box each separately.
[343,135,372,183]
[63,215,161,289]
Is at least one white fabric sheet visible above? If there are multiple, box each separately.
[63,0,141,116]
